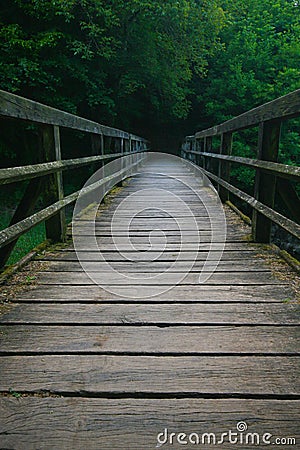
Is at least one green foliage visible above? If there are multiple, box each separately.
[0,0,224,127]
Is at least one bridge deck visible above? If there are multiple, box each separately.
[0,156,299,449]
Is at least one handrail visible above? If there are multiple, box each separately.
[0,90,149,268]
[182,89,300,243]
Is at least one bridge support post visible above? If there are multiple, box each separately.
[252,119,281,243]
[40,124,66,243]
[204,137,212,172]
[218,132,233,202]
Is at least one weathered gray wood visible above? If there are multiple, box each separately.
[0,150,142,186]
[19,271,282,286]
[13,283,293,302]
[0,89,148,142]
[41,249,261,262]
[187,151,300,182]
[194,89,300,137]
[252,120,281,243]
[41,124,66,242]
[0,325,298,354]
[1,355,299,394]
[201,168,300,239]
[26,260,270,273]
[218,132,233,202]
[0,398,299,450]
[1,302,299,325]
[0,159,144,248]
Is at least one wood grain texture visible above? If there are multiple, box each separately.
[13,283,293,302]
[20,271,283,286]
[1,303,299,325]
[0,325,298,354]
[0,155,298,450]
[1,355,299,395]
[0,398,299,450]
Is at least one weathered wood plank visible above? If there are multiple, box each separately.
[27,260,270,273]
[40,249,262,262]
[13,284,293,302]
[25,271,283,285]
[0,325,298,354]
[1,355,299,395]
[0,398,299,450]
[2,303,299,325]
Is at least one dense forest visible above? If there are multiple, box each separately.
[0,0,299,262]
[1,0,299,146]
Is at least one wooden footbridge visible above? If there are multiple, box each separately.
[0,90,299,449]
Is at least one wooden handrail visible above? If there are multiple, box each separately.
[182,89,300,243]
[0,90,149,268]
[0,90,147,141]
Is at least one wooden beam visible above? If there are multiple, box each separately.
[185,151,300,182]
[40,125,66,243]
[195,89,300,138]
[252,120,281,243]
[0,159,146,249]
[0,89,148,142]
[0,150,144,186]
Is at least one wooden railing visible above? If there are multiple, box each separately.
[182,89,300,243]
[0,90,149,268]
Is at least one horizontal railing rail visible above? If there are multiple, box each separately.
[182,89,300,243]
[0,90,149,268]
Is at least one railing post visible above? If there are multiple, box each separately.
[40,124,66,242]
[204,136,212,172]
[218,132,233,202]
[252,120,281,242]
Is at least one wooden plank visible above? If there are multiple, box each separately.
[13,284,293,302]
[40,249,262,262]
[0,398,299,450]
[194,88,300,137]
[0,89,148,141]
[1,355,299,395]
[73,234,245,244]
[0,325,298,354]
[2,303,299,325]
[27,260,270,273]
[27,271,283,285]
